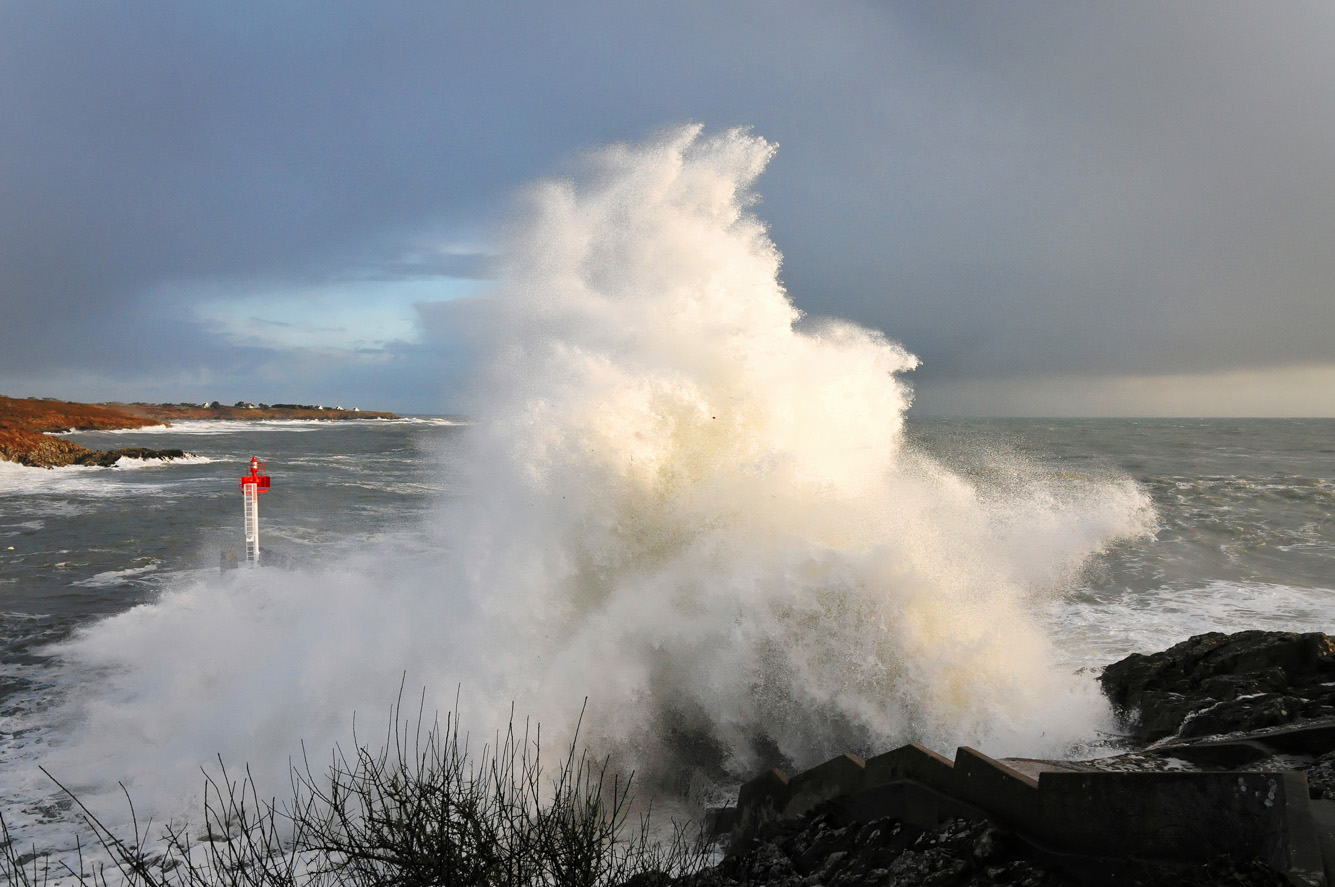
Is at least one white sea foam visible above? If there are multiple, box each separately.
[0,459,176,498]
[72,563,159,588]
[63,417,463,436]
[0,453,207,474]
[0,459,91,479]
[13,126,1156,833]
[1049,580,1335,670]
[112,453,215,467]
[48,423,172,434]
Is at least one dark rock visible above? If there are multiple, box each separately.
[1308,750,1335,800]
[883,847,966,884]
[72,447,187,467]
[1176,693,1308,739]
[1198,668,1290,701]
[1131,855,1292,887]
[813,848,848,879]
[742,840,800,883]
[620,873,674,887]
[1136,690,1201,739]
[640,800,1299,887]
[1100,630,1335,741]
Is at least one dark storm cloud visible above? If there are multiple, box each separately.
[1,1,1332,411]
[855,2,1335,382]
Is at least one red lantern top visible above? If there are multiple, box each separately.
[239,457,271,492]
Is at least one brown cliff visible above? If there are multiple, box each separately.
[0,396,398,468]
[0,395,167,467]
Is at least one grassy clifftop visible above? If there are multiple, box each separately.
[0,394,160,434]
[0,395,164,467]
[113,402,396,422]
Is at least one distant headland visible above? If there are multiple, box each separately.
[0,395,397,468]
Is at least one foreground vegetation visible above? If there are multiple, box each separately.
[1,702,707,887]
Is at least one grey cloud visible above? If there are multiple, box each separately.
[1,1,1332,412]
[844,2,1335,377]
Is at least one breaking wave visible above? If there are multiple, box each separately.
[16,126,1155,829]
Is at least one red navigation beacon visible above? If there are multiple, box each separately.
[239,457,271,494]
[239,457,271,565]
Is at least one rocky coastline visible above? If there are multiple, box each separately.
[1099,630,1335,748]
[0,394,397,468]
[111,401,397,423]
[651,630,1335,886]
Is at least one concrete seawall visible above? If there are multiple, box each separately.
[714,743,1330,885]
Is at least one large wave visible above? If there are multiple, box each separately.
[24,125,1154,826]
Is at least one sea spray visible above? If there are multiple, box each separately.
[19,125,1154,833]
[447,125,1155,780]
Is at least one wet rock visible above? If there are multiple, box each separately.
[1198,668,1290,701]
[620,873,674,887]
[71,447,186,467]
[685,813,1084,887]
[1308,750,1335,800]
[1100,630,1335,741]
[1136,690,1201,739]
[884,847,966,884]
[1176,693,1309,739]
[652,800,1301,887]
[1131,855,1292,887]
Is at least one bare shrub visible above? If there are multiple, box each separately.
[1,696,708,887]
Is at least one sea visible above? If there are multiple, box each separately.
[1,415,1332,858]
[4,417,1332,702]
[3,127,1334,868]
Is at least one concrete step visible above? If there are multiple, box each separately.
[1311,798,1335,887]
[720,744,1329,885]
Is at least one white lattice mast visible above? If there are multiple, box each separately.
[239,457,271,566]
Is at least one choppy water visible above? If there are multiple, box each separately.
[908,417,1335,666]
[0,418,468,852]
[6,417,1329,695]
[5,417,1331,690]
[1,418,465,671]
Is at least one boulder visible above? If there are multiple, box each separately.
[653,806,1292,887]
[688,812,1072,887]
[72,447,187,467]
[1309,751,1335,801]
[1177,693,1310,740]
[1100,631,1335,742]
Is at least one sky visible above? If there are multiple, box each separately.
[2,1,1333,417]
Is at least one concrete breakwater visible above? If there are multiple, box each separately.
[692,631,1335,886]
